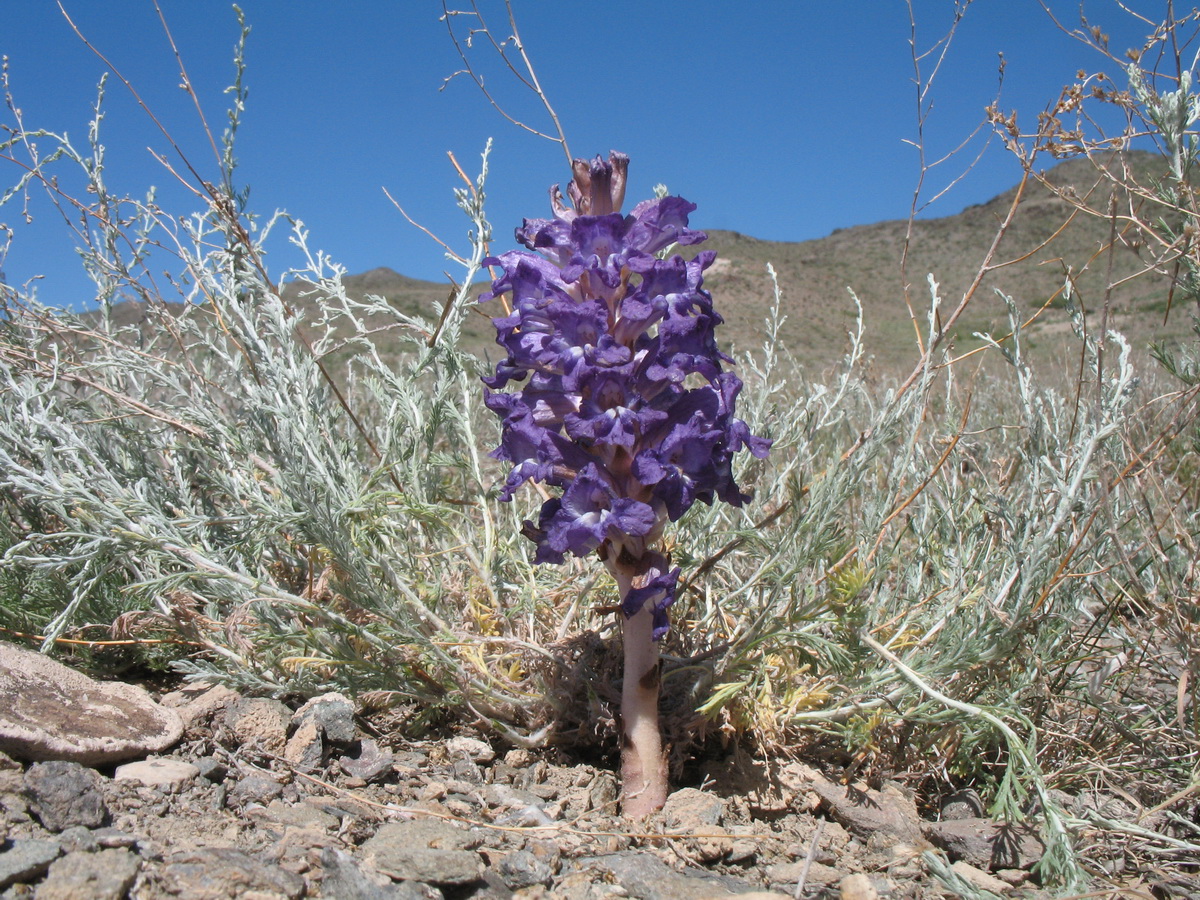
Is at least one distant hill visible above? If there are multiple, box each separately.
[685,150,1192,374]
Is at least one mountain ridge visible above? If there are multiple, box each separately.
[329,149,1189,372]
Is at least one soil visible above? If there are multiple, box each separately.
[0,679,1196,900]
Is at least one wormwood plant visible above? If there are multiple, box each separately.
[0,20,559,738]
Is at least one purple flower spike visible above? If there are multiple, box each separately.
[483,152,770,639]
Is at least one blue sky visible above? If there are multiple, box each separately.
[1,1,1164,307]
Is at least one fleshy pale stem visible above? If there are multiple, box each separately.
[612,563,668,816]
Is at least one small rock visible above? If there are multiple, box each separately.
[193,757,228,783]
[923,818,1045,871]
[840,873,880,900]
[766,860,843,889]
[227,774,286,808]
[53,826,99,854]
[159,682,240,734]
[578,850,772,900]
[293,693,357,745]
[35,848,140,900]
[114,758,200,791]
[223,697,290,754]
[951,860,1012,894]
[0,643,183,765]
[662,787,724,830]
[319,848,433,899]
[283,718,324,770]
[162,848,305,900]
[361,820,484,886]
[445,736,494,763]
[24,760,108,832]
[0,839,60,890]
[497,849,553,890]
[341,739,395,784]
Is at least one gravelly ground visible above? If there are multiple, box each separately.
[0,679,1195,900]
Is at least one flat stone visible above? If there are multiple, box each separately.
[0,838,60,889]
[811,779,923,843]
[24,760,109,832]
[0,642,183,765]
[577,851,777,900]
[923,817,1044,871]
[162,848,305,900]
[36,847,140,900]
[114,758,200,791]
[361,820,484,886]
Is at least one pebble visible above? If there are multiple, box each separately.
[162,848,306,900]
[446,735,495,763]
[23,761,108,832]
[839,872,880,900]
[222,697,290,754]
[293,693,358,745]
[0,839,60,890]
[35,848,140,900]
[341,738,395,783]
[114,758,200,791]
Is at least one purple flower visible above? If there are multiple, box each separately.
[483,151,771,638]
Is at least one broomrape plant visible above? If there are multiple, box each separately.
[478,151,769,814]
